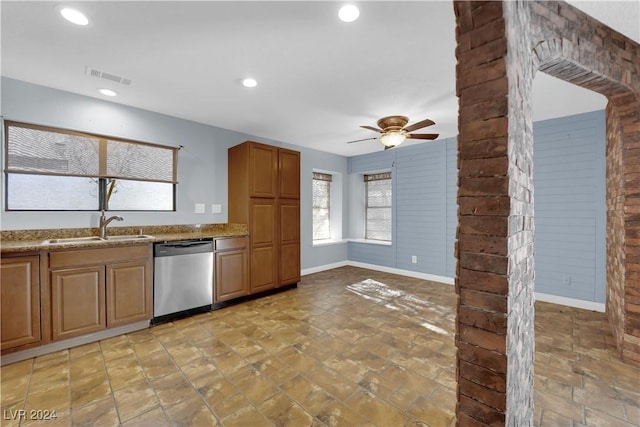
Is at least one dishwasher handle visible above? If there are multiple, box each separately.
[154,239,214,257]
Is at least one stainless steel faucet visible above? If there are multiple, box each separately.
[99,210,124,239]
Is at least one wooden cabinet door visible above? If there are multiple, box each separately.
[250,198,277,292]
[280,243,300,286]
[279,200,301,285]
[279,148,300,199]
[215,249,248,302]
[1,256,41,351]
[51,266,106,341]
[106,260,152,328]
[280,199,300,243]
[251,247,276,293]
[250,199,276,246]
[249,143,278,198]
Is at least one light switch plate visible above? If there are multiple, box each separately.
[211,204,222,214]
[195,203,205,214]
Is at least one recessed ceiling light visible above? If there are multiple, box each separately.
[242,78,258,88]
[338,4,359,23]
[98,88,117,97]
[60,7,89,26]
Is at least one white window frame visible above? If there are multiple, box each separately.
[312,172,332,241]
[3,120,178,211]
[312,169,343,245]
[364,171,392,242]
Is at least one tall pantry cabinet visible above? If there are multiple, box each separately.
[228,141,300,293]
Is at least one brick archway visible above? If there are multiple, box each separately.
[454,1,639,425]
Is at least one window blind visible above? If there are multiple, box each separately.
[364,172,391,182]
[313,172,333,182]
[5,121,178,183]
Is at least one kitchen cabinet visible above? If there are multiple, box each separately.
[249,198,277,292]
[279,148,301,199]
[279,199,301,285]
[49,245,152,341]
[106,259,152,327]
[51,266,106,340]
[249,143,278,198]
[214,237,249,302]
[0,255,41,351]
[229,141,301,294]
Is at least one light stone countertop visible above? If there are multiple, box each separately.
[0,223,248,254]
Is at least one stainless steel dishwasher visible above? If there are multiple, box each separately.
[153,239,214,322]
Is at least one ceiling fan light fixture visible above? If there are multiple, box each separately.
[338,4,360,22]
[379,131,406,148]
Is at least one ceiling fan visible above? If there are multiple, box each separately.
[347,115,439,150]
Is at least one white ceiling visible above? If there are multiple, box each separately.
[1,1,638,156]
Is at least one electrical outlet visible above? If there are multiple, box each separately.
[562,274,572,286]
[211,204,222,214]
[411,255,417,264]
[195,203,205,214]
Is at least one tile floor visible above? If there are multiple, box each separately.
[1,266,639,426]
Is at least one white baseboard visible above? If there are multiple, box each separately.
[302,262,605,312]
[346,261,455,285]
[535,292,605,312]
[302,260,454,286]
[301,261,349,276]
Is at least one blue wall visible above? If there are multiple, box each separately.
[0,77,348,271]
[347,110,606,303]
[1,78,607,303]
[348,137,457,278]
[533,110,606,303]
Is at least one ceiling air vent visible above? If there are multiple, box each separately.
[85,66,132,86]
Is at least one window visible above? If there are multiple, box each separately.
[4,121,178,211]
[312,172,332,240]
[365,172,392,241]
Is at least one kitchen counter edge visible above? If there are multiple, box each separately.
[1,228,248,254]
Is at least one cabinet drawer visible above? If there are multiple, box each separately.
[50,245,151,268]
[215,237,247,251]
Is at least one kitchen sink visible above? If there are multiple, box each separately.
[42,236,104,244]
[105,235,154,241]
[42,235,154,244]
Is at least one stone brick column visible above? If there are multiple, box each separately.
[527,1,640,366]
[454,0,640,422]
[454,1,535,425]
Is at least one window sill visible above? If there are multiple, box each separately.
[347,238,392,246]
[312,239,348,247]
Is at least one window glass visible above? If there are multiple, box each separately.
[6,173,99,210]
[106,180,174,211]
[365,172,392,241]
[312,172,332,240]
[4,121,178,211]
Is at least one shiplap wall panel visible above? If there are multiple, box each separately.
[348,150,393,174]
[346,110,605,303]
[533,110,606,302]
[395,143,446,275]
[445,137,457,277]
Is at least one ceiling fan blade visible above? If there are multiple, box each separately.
[346,137,378,144]
[403,118,435,133]
[407,133,439,140]
[360,125,383,133]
